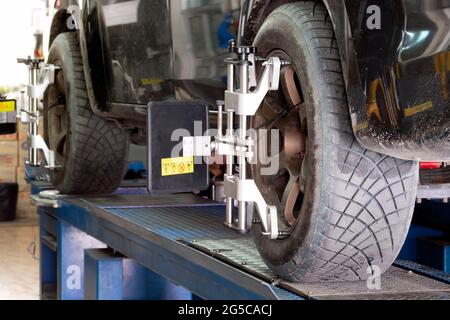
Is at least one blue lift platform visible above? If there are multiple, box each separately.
[31,182,450,300]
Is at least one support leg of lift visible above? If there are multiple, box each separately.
[84,249,124,300]
[84,248,193,300]
[57,221,107,300]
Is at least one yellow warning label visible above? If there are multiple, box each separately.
[161,156,194,177]
[0,100,15,112]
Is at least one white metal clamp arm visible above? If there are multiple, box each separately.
[224,57,282,116]
[27,64,58,100]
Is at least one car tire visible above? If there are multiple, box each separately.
[43,32,129,195]
[250,2,419,282]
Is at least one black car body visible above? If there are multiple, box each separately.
[51,0,450,160]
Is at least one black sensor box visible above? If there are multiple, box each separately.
[147,101,209,194]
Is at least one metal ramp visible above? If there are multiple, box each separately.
[38,192,450,300]
[192,239,450,300]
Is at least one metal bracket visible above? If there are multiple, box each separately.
[183,136,254,159]
[27,64,59,100]
[223,175,278,239]
[31,190,64,208]
[29,134,57,169]
[18,57,59,169]
[183,42,287,239]
[224,57,283,116]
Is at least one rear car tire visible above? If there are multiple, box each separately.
[44,33,129,195]
[250,2,419,282]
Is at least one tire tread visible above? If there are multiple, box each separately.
[45,33,129,194]
[253,1,418,282]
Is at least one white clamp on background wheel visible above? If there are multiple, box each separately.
[17,57,59,169]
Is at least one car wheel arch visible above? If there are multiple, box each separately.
[242,0,365,149]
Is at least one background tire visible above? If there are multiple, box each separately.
[44,33,129,195]
[251,2,419,282]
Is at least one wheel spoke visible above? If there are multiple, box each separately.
[258,101,281,130]
[281,174,301,226]
[61,112,69,132]
[46,86,60,109]
[54,130,67,155]
[281,66,302,108]
[252,51,309,230]
[56,71,65,96]
[53,104,65,116]
[49,104,66,133]
[280,66,308,135]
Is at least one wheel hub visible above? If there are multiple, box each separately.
[46,65,68,166]
[252,53,308,228]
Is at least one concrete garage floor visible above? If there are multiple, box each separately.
[0,219,40,300]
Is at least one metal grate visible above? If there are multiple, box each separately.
[192,238,274,281]
[106,206,241,242]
